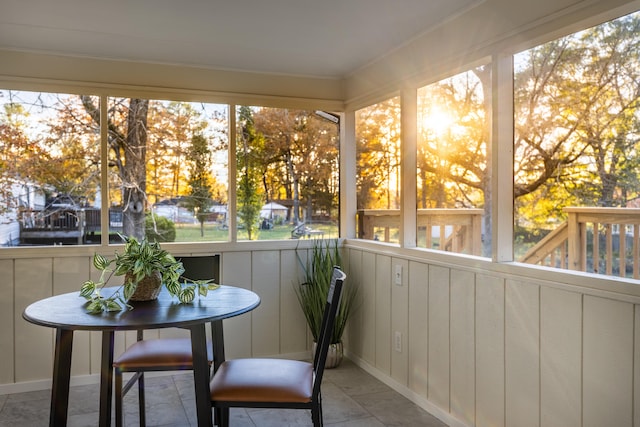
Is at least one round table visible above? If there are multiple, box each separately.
[23,285,260,427]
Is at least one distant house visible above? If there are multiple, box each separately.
[260,202,287,221]
[152,199,197,224]
[0,180,46,246]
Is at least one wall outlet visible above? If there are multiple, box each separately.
[394,331,402,352]
[394,264,403,286]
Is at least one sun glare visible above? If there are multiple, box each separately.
[421,106,454,137]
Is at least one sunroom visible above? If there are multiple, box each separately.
[2,0,640,426]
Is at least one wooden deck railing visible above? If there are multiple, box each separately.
[357,208,484,255]
[520,207,640,279]
[19,207,123,244]
[359,206,640,279]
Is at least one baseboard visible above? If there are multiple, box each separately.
[345,351,470,427]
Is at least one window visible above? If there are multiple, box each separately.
[417,66,491,256]
[0,90,343,246]
[355,96,401,243]
[235,106,339,241]
[0,90,100,246]
[105,97,228,243]
[514,10,640,278]
[0,91,230,246]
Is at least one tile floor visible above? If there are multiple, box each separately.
[0,359,447,426]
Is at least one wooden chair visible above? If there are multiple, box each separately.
[113,255,219,427]
[210,266,346,427]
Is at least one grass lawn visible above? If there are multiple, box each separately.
[171,222,338,242]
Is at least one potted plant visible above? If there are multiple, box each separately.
[80,234,217,313]
[295,239,357,368]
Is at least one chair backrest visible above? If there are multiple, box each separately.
[178,255,220,282]
[312,266,346,396]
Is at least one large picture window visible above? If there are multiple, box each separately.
[0,90,100,246]
[514,11,640,278]
[0,90,342,247]
[104,97,228,243]
[0,91,230,246]
[417,66,491,256]
[355,96,401,243]
[235,106,339,241]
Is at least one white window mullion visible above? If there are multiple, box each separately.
[401,87,417,248]
[491,54,514,262]
[340,111,356,239]
[100,95,109,246]
[228,104,237,242]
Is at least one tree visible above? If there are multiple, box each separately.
[1,93,101,216]
[237,106,264,239]
[514,12,640,228]
[81,96,149,239]
[356,97,402,210]
[185,134,214,236]
[417,66,491,254]
[147,101,208,203]
[251,108,339,224]
[0,100,37,214]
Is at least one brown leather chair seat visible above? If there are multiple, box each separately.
[210,358,313,403]
[209,266,346,427]
[114,337,213,369]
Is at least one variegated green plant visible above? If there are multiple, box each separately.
[80,234,218,313]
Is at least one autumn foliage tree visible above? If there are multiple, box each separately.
[356,97,402,211]
[185,134,214,237]
[514,12,640,229]
[236,106,264,239]
[251,108,339,224]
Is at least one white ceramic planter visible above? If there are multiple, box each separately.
[313,341,344,368]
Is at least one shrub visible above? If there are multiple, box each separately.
[145,213,176,242]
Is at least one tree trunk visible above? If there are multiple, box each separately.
[286,150,300,224]
[123,98,149,240]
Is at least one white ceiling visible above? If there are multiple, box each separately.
[0,0,480,79]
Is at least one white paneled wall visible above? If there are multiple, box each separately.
[344,244,640,427]
[0,259,14,385]
[540,287,582,427]
[4,241,640,427]
[0,246,309,394]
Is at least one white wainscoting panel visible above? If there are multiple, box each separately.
[359,250,377,364]
[540,286,582,427]
[345,247,363,357]
[0,259,14,384]
[505,279,540,427]
[14,258,54,382]
[428,264,450,410]
[279,249,307,355]
[475,273,505,427]
[450,268,475,426]
[221,251,254,359]
[374,254,392,374]
[251,250,281,356]
[408,260,428,397]
[390,257,409,385]
[583,295,634,427]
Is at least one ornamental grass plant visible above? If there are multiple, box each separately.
[295,239,357,344]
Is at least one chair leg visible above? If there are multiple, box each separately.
[115,369,124,427]
[214,406,229,427]
[138,372,146,426]
[312,397,323,427]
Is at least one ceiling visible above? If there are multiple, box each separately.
[0,0,480,79]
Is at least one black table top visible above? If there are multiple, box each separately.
[23,285,260,331]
